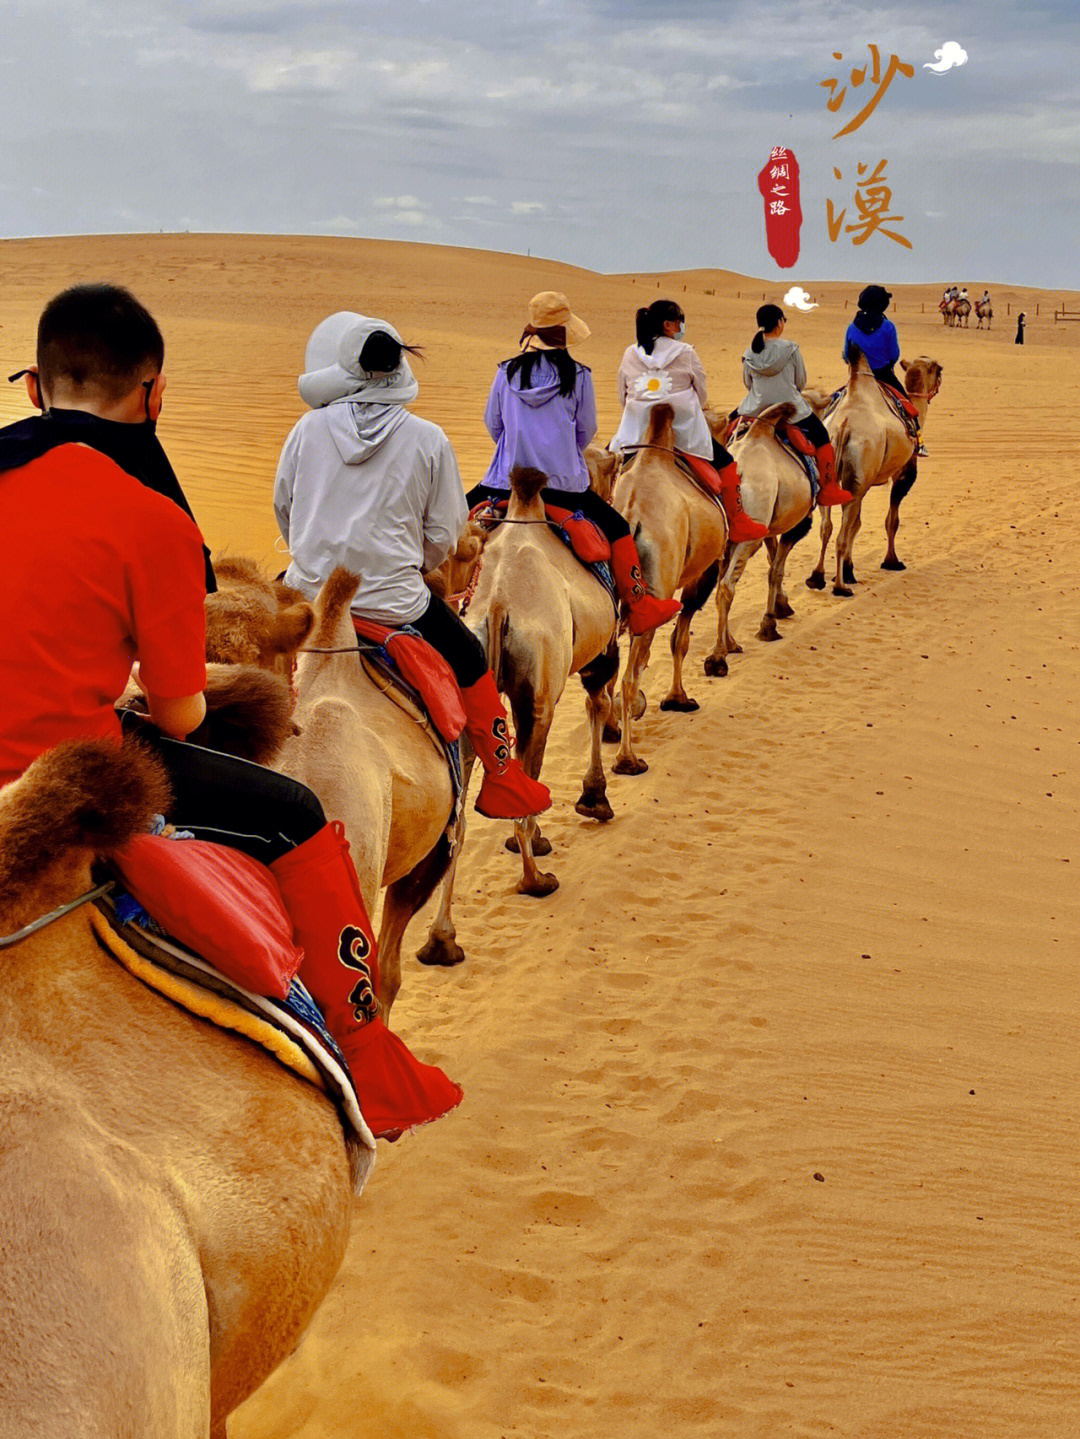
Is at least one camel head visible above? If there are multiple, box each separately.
[424,519,489,604]
[585,444,619,502]
[206,557,316,678]
[899,356,943,402]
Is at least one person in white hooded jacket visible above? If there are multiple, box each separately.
[610,299,768,542]
[274,311,549,821]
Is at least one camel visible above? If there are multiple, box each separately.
[0,739,357,1437]
[806,354,943,595]
[418,465,619,966]
[955,298,972,328]
[607,404,728,776]
[702,403,819,678]
[939,298,955,326]
[975,299,993,330]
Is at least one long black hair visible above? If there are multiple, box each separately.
[635,299,684,355]
[750,303,786,354]
[358,330,423,374]
[504,346,580,397]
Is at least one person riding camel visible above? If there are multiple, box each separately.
[842,284,928,456]
[610,298,769,542]
[0,283,461,1139]
[465,290,680,634]
[737,304,852,507]
[274,309,551,820]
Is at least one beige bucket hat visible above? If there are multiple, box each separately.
[519,290,591,349]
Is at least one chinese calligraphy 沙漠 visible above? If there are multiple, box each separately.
[822,43,914,250]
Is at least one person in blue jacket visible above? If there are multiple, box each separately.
[842,284,927,455]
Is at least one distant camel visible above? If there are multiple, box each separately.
[608,404,729,775]
[975,299,993,330]
[939,298,956,326]
[702,403,819,676]
[955,298,971,328]
[0,739,359,1437]
[806,355,943,593]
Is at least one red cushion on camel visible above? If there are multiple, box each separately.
[110,834,304,999]
[352,618,466,741]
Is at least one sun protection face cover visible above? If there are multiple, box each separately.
[298,312,420,408]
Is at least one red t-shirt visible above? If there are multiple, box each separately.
[0,443,208,786]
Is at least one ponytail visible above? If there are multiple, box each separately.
[635,299,683,355]
[751,303,785,352]
[358,330,423,374]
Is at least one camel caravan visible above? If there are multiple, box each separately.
[940,286,993,330]
[1,279,944,1433]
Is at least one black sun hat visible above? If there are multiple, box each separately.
[857,285,893,314]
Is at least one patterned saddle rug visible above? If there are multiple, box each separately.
[91,891,376,1194]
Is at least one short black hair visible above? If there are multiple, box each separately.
[37,284,164,402]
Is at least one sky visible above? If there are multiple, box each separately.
[1,0,1076,287]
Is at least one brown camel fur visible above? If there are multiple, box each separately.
[607,405,729,775]
[701,403,819,677]
[0,740,355,1437]
[806,355,943,595]
[205,557,315,679]
[419,465,619,967]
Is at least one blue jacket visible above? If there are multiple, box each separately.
[843,315,899,372]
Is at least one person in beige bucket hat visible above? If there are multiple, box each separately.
[467,291,681,635]
[519,291,591,350]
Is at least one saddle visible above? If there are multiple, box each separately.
[472,499,617,601]
[618,446,725,511]
[724,418,820,494]
[823,382,920,438]
[90,874,376,1192]
[351,618,466,744]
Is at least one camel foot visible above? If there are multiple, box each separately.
[703,653,728,678]
[517,871,559,898]
[757,618,782,642]
[832,584,854,598]
[505,831,552,856]
[842,561,857,585]
[659,695,699,712]
[632,690,647,721]
[602,722,621,744]
[575,791,614,822]
[805,571,826,590]
[416,933,466,968]
[613,754,649,776]
[881,556,906,571]
[774,597,795,619]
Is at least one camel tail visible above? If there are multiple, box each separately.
[313,567,360,648]
[0,739,171,908]
[509,466,548,505]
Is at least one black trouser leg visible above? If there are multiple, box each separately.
[871,365,905,393]
[465,480,632,544]
[407,593,488,688]
[121,712,325,862]
[794,413,829,446]
[711,437,735,470]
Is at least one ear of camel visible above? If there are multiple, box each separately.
[0,739,354,1436]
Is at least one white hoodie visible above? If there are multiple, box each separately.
[609,337,713,459]
[274,399,467,626]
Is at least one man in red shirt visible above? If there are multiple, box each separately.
[1,284,460,1138]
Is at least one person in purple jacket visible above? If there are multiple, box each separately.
[466,291,680,634]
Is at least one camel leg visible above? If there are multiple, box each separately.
[613,631,653,775]
[660,608,698,711]
[575,641,619,820]
[706,539,758,675]
[833,495,864,596]
[806,506,833,589]
[511,707,558,896]
[504,828,551,855]
[882,458,918,571]
[759,536,794,641]
[416,750,476,970]
[377,829,457,1017]
[601,669,621,744]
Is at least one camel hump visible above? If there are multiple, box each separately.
[313,567,361,648]
[750,401,798,434]
[509,465,549,505]
[0,739,171,907]
[643,403,675,448]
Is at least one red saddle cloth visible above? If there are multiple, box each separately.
[676,451,725,497]
[111,834,305,999]
[781,423,816,455]
[351,617,466,742]
[472,498,610,564]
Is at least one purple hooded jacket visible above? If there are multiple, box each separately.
[482,354,597,493]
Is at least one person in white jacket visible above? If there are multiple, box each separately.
[275,310,549,820]
[610,299,767,542]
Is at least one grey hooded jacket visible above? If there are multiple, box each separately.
[736,338,811,422]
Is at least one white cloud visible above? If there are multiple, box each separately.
[511,201,546,215]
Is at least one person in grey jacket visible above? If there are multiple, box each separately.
[736,304,850,507]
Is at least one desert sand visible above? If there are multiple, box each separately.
[2,235,1078,1438]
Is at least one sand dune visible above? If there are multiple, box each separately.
[3,234,1078,1437]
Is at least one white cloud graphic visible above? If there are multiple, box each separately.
[924,42,968,74]
[783,286,818,312]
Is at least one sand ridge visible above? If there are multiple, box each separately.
[1,235,1077,1437]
